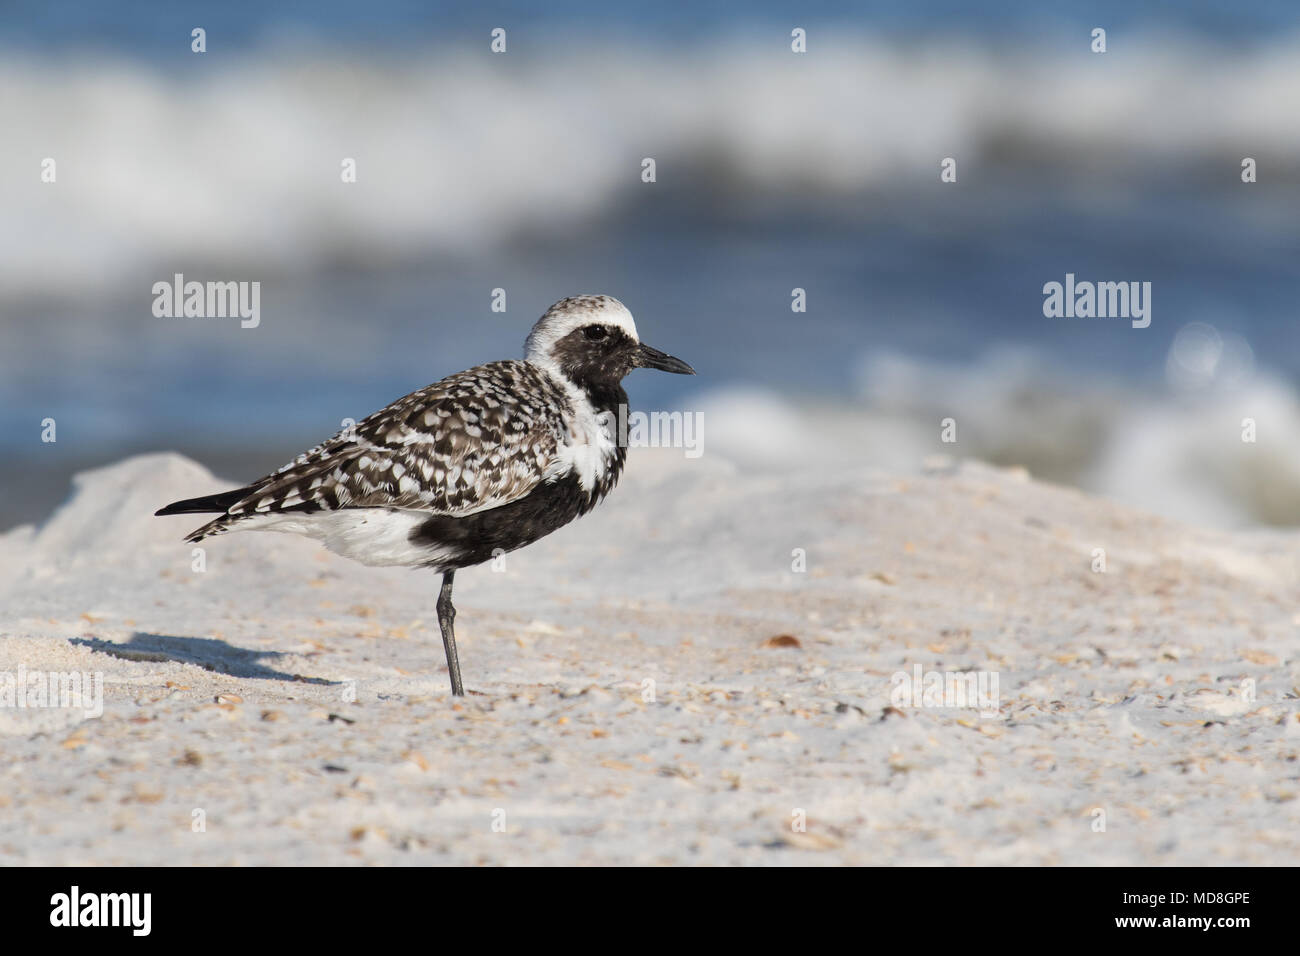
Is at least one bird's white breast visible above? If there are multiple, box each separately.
[548,380,619,493]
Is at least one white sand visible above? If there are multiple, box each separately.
[1,451,1297,865]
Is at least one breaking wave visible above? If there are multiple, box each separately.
[4,32,1300,301]
[696,337,1300,530]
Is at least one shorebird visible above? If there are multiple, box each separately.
[156,295,695,695]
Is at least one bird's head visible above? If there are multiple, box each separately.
[524,295,695,388]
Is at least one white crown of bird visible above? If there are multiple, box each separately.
[524,294,640,365]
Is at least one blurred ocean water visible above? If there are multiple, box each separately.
[2,2,1299,529]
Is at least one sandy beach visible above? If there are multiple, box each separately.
[1,450,1296,865]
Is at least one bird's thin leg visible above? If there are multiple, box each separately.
[436,570,464,696]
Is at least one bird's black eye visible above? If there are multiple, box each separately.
[582,325,609,341]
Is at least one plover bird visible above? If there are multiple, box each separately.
[155,295,694,696]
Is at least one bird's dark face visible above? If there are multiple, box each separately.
[549,322,696,389]
[524,295,695,395]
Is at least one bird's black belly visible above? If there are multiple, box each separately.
[409,471,595,570]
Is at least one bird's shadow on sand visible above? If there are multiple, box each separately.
[71,633,336,685]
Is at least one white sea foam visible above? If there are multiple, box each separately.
[4,34,1300,301]
[694,335,1300,531]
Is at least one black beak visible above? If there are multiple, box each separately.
[637,343,696,375]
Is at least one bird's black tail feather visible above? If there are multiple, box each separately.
[154,486,253,517]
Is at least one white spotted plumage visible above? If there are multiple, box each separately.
[181,295,638,567]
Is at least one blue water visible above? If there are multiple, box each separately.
[9,0,1300,50]
[12,181,1295,437]
[3,2,1300,529]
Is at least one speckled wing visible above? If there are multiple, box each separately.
[193,361,572,538]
